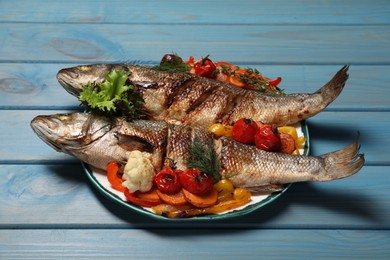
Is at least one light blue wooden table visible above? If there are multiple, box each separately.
[0,1,389,259]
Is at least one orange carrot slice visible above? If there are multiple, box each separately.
[156,189,188,206]
[182,188,218,208]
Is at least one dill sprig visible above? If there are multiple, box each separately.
[187,138,221,183]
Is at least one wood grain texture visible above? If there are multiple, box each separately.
[0,0,389,258]
[1,23,389,64]
[0,165,387,229]
[2,0,389,24]
[0,229,389,260]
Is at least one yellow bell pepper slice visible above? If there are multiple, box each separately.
[277,126,298,141]
[208,124,232,137]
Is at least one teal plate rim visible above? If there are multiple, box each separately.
[83,121,310,221]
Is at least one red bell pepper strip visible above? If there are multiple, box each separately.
[106,161,126,192]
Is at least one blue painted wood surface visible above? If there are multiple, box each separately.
[0,0,389,259]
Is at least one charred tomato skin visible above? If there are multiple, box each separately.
[179,168,213,195]
[254,125,281,152]
[154,168,182,194]
[187,56,217,79]
[232,118,259,144]
[160,53,183,65]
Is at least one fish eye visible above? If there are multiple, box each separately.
[57,114,72,121]
[80,66,92,71]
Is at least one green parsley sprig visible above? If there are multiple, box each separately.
[79,70,144,119]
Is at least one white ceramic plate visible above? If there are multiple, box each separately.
[83,121,310,220]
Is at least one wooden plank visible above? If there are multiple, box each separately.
[0,63,81,109]
[1,110,76,163]
[0,229,389,260]
[2,0,389,24]
[1,64,389,110]
[1,1,388,259]
[0,164,387,229]
[1,23,389,64]
[307,111,389,165]
[2,110,388,164]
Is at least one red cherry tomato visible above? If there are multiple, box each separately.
[187,56,217,79]
[179,168,213,195]
[154,168,182,194]
[232,118,259,144]
[254,125,281,152]
[106,161,125,192]
[160,53,184,65]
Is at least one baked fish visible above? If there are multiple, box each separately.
[56,64,349,128]
[30,112,364,191]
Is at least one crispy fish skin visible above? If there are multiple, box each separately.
[219,136,363,189]
[57,64,349,128]
[31,112,364,189]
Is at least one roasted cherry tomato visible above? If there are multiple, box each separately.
[278,132,296,154]
[154,168,182,194]
[187,56,217,78]
[179,168,213,195]
[106,161,125,192]
[232,118,259,144]
[160,53,184,65]
[254,125,281,152]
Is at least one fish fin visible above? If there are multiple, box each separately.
[315,65,349,105]
[116,133,154,153]
[246,184,285,194]
[319,136,365,181]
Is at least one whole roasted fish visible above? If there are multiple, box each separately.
[30,112,364,191]
[56,64,349,128]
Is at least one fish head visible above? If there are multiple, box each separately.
[57,63,196,98]
[56,64,133,97]
[30,112,112,153]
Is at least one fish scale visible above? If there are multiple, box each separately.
[56,64,349,129]
[30,112,364,191]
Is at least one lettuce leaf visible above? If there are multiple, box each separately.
[79,70,144,118]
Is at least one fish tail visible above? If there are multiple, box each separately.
[319,137,364,181]
[315,65,349,106]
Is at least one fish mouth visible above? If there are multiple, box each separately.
[31,112,112,154]
[56,69,84,97]
[31,115,64,152]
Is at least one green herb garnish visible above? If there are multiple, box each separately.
[187,137,221,183]
[237,68,285,95]
[79,70,144,119]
